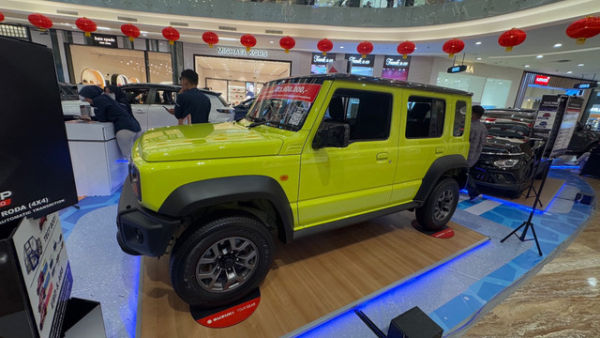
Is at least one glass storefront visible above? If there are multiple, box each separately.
[195,55,291,105]
[311,53,336,74]
[515,72,594,110]
[581,89,600,131]
[381,55,410,81]
[69,45,173,87]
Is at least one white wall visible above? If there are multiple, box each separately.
[423,56,524,107]
[407,56,435,84]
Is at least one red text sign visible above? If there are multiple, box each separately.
[259,83,321,102]
[534,75,551,86]
[196,296,260,328]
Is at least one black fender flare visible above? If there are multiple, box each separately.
[158,176,294,243]
[414,155,468,203]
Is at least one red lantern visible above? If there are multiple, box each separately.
[75,17,97,37]
[121,24,140,42]
[240,34,257,52]
[279,36,295,53]
[0,12,5,23]
[317,38,333,56]
[498,28,526,52]
[397,41,415,59]
[443,38,465,58]
[202,31,219,48]
[28,13,53,31]
[356,41,373,58]
[566,16,600,44]
[162,26,180,45]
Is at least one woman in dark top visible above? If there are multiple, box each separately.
[79,85,142,158]
[104,85,133,116]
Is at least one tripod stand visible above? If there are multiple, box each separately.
[500,159,550,256]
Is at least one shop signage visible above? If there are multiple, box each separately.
[574,82,597,89]
[345,53,375,66]
[91,33,118,48]
[551,96,583,157]
[311,53,335,65]
[447,65,467,73]
[217,46,269,58]
[384,56,410,68]
[534,75,551,86]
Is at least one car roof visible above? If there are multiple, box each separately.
[120,83,222,96]
[277,73,473,97]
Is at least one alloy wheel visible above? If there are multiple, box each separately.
[195,237,258,293]
[433,189,454,221]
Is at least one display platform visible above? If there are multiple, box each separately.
[485,177,565,210]
[138,212,488,337]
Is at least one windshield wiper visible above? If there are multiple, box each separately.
[247,118,269,128]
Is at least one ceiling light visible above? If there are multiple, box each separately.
[578,63,584,67]
[269,40,274,44]
[97,26,111,31]
[567,71,573,74]
[536,55,544,59]
[553,43,562,48]
[340,46,344,49]
[524,64,530,68]
[475,41,482,45]
[476,57,482,61]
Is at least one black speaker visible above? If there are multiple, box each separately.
[387,306,443,338]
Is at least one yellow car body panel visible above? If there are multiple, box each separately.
[131,76,471,232]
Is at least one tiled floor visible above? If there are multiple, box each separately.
[465,176,600,337]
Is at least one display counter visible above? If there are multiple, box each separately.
[65,121,127,196]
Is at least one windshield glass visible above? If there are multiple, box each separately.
[246,79,322,131]
[486,122,531,139]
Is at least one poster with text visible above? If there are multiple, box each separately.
[13,212,72,338]
[550,96,583,157]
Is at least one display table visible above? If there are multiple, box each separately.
[65,121,127,196]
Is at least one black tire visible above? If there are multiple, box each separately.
[169,215,274,308]
[415,178,459,231]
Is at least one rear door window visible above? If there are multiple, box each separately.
[406,96,446,138]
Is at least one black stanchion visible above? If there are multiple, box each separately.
[499,160,551,256]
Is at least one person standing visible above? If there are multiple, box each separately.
[79,85,142,158]
[387,0,394,7]
[466,105,488,200]
[167,69,211,124]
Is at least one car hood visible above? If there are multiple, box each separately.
[482,137,531,155]
[139,122,284,162]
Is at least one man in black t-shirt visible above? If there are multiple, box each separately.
[167,69,211,124]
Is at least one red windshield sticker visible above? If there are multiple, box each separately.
[259,83,321,102]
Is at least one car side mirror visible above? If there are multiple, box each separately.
[313,122,350,149]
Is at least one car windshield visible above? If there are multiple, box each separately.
[486,122,531,139]
[246,79,322,131]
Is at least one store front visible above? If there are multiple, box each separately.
[381,55,411,80]
[194,54,291,105]
[436,68,513,109]
[514,71,594,110]
[68,40,173,88]
[346,53,375,76]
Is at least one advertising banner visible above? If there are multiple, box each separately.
[257,83,321,102]
[550,96,583,157]
[533,95,561,135]
[12,213,72,338]
[0,37,78,225]
[382,55,411,81]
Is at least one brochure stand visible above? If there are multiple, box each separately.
[500,95,584,256]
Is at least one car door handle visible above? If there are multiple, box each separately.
[435,147,444,154]
[376,152,389,160]
[134,109,146,114]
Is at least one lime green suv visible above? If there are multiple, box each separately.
[117,74,472,307]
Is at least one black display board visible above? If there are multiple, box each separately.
[0,37,77,226]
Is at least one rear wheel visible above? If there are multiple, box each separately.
[416,178,459,231]
[169,215,274,308]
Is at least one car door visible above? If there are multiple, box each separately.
[205,92,234,123]
[121,87,150,131]
[391,91,450,203]
[148,88,180,129]
[297,84,398,228]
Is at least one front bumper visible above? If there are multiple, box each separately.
[116,177,182,256]
[470,166,530,196]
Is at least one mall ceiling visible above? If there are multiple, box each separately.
[1,0,600,79]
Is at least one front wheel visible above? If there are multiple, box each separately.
[415,178,459,231]
[169,215,274,308]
